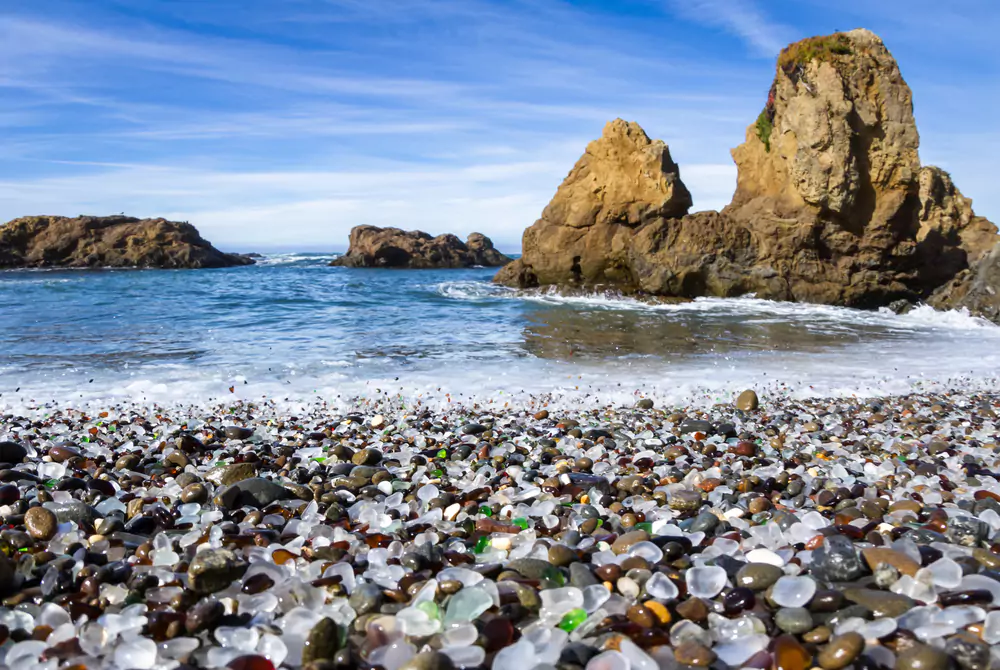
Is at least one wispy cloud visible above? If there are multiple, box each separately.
[667,0,789,56]
[0,0,996,248]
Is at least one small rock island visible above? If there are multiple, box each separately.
[0,215,253,269]
[495,29,1000,321]
[331,225,511,269]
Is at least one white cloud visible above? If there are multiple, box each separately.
[667,0,789,56]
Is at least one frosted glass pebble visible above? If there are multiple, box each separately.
[913,623,958,642]
[644,572,679,602]
[444,587,493,624]
[492,639,535,670]
[585,650,630,670]
[746,548,784,566]
[5,641,47,668]
[932,606,985,627]
[860,618,897,640]
[927,558,962,589]
[114,638,158,670]
[714,633,769,666]
[441,623,479,648]
[215,626,259,649]
[619,638,657,670]
[770,576,816,608]
[159,637,199,662]
[443,645,486,668]
[685,566,728,598]
[983,610,1000,645]
[626,541,663,564]
[583,584,611,612]
[959,575,1000,604]
[368,641,417,670]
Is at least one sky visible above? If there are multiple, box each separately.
[1,1,998,252]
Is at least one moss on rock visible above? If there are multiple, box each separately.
[755,110,774,152]
[778,33,853,72]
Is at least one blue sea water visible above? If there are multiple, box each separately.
[3,253,1000,410]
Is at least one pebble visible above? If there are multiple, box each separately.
[735,389,759,411]
[895,644,952,670]
[187,548,248,594]
[817,632,864,670]
[0,390,996,669]
[774,607,814,634]
[736,563,784,591]
[23,506,57,541]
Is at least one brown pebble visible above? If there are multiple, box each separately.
[674,640,716,666]
[24,506,58,541]
[817,632,865,670]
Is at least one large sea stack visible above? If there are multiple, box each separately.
[0,215,254,269]
[331,225,511,268]
[496,29,999,315]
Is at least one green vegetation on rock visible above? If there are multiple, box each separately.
[778,33,853,71]
[755,110,773,153]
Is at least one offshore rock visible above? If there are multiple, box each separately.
[331,226,511,268]
[496,30,997,312]
[0,215,254,269]
[494,118,692,288]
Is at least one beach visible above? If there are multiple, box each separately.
[1,385,999,669]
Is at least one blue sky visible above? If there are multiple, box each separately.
[1,1,998,251]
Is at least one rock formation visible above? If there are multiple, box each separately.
[331,226,511,268]
[0,215,254,269]
[496,29,998,314]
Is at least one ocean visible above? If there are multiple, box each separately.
[2,252,1000,412]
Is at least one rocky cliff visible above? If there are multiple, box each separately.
[0,215,254,269]
[331,226,511,268]
[496,29,998,313]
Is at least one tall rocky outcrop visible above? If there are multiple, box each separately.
[496,29,998,313]
[331,226,511,268]
[0,215,254,269]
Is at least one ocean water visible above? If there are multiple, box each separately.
[2,252,1000,411]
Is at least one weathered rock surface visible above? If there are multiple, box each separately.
[331,226,511,268]
[496,29,998,313]
[0,215,254,269]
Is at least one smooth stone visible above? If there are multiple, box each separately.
[349,583,383,616]
[736,563,783,591]
[944,633,991,670]
[224,426,254,440]
[180,483,208,504]
[548,544,576,567]
[352,448,382,466]
[895,644,950,670]
[0,442,27,463]
[689,512,719,533]
[679,420,713,435]
[811,535,863,583]
[674,641,716,667]
[773,634,811,670]
[507,558,553,580]
[842,588,916,618]
[187,549,248,594]
[635,399,654,410]
[774,607,814,635]
[862,548,920,577]
[301,618,342,665]
[399,651,456,670]
[569,563,598,588]
[817,632,864,670]
[611,530,649,555]
[215,478,295,509]
[24,507,57,541]
[44,501,99,526]
[205,462,258,486]
[735,390,759,411]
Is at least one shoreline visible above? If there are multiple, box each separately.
[0,388,998,667]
